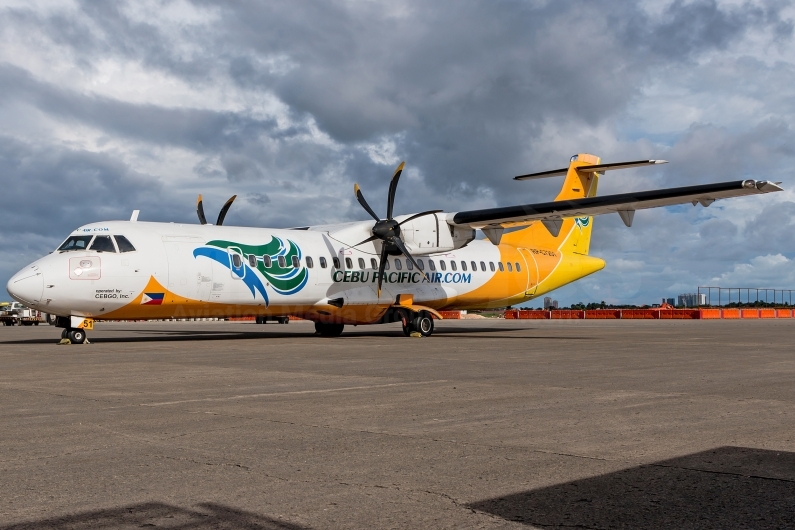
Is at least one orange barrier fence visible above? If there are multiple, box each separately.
[504,308,795,320]
[438,311,462,319]
[551,310,585,319]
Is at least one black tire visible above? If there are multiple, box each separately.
[255,316,265,324]
[61,328,69,339]
[411,312,434,337]
[67,329,86,344]
[314,322,344,337]
[279,317,289,324]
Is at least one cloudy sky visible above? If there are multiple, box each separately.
[2,0,794,306]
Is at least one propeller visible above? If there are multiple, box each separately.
[353,162,441,297]
[197,194,237,226]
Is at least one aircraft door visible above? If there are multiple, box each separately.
[162,236,213,301]
[518,248,539,296]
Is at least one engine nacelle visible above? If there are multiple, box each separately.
[400,213,475,255]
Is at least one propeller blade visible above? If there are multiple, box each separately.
[386,161,405,220]
[390,237,426,281]
[197,194,207,225]
[352,234,379,247]
[354,184,380,222]
[216,195,237,226]
[377,245,389,298]
[398,209,443,226]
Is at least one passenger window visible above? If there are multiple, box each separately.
[89,235,116,253]
[450,260,457,271]
[395,259,402,270]
[114,235,136,253]
[370,258,377,269]
[291,255,300,268]
[358,257,365,269]
[460,261,467,271]
[498,262,504,272]
[278,255,286,268]
[320,257,327,268]
[345,257,353,269]
[429,259,436,271]
[306,256,314,268]
[490,262,495,272]
[58,235,94,251]
[248,254,257,267]
[440,260,447,271]
[333,257,341,269]
[406,259,413,270]
[480,261,486,271]
[515,262,521,272]
[232,254,243,268]
[472,261,477,271]
[507,262,513,272]
[384,260,390,270]
[263,255,272,267]
[417,259,424,270]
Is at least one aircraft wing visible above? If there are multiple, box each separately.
[451,180,783,231]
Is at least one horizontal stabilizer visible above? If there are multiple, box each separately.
[453,180,783,229]
[514,159,667,180]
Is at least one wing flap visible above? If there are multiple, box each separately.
[452,180,782,229]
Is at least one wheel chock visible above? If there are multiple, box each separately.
[58,338,71,345]
[409,331,423,338]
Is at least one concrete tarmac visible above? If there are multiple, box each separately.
[0,319,793,529]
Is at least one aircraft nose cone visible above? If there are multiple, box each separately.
[7,265,44,306]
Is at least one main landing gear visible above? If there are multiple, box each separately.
[315,322,345,337]
[60,327,87,344]
[401,310,435,337]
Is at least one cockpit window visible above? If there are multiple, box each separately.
[89,235,117,253]
[58,235,93,252]
[114,235,136,253]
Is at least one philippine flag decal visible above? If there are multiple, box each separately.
[141,292,165,305]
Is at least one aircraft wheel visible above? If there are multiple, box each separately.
[61,328,69,339]
[314,322,344,337]
[67,329,86,344]
[278,317,289,324]
[412,312,434,337]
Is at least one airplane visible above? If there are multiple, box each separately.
[6,153,782,343]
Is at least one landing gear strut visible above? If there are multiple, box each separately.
[401,310,435,337]
[314,322,345,337]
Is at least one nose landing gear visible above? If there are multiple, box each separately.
[60,328,87,344]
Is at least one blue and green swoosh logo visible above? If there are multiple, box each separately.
[193,236,308,305]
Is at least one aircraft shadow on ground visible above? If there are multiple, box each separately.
[0,501,308,530]
[0,325,556,344]
[468,446,795,529]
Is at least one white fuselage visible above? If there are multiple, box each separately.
[7,220,535,325]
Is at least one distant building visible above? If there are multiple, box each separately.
[544,296,552,309]
[678,293,707,307]
[666,298,675,306]
[552,300,559,309]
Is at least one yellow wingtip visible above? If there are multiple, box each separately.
[197,194,203,205]
[354,183,360,196]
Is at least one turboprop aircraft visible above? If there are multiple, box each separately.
[6,153,782,343]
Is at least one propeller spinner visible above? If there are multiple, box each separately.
[353,162,441,296]
[197,194,237,226]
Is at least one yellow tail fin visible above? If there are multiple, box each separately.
[503,153,600,254]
